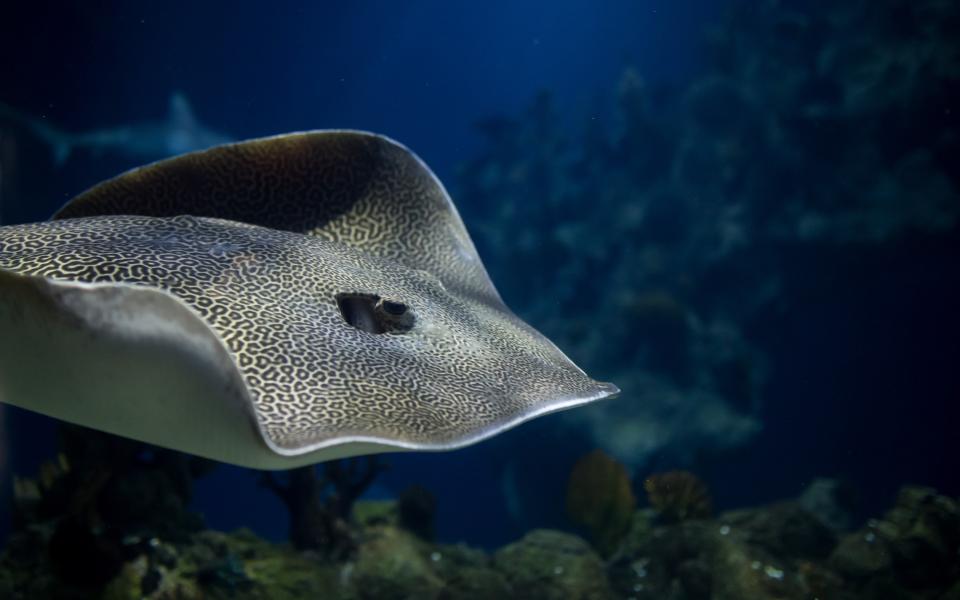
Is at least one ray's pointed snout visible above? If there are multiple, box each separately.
[595,381,621,398]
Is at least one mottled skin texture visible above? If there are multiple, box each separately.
[0,131,616,463]
[57,131,495,305]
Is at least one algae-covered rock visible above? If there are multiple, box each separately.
[97,528,345,600]
[609,520,708,599]
[353,490,437,543]
[101,554,202,600]
[720,501,836,560]
[830,486,960,594]
[346,525,443,600]
[4,478,960,599]
[240,549,343,600]
[429,543,510,599]
[611,512,834,600]
[101,556,151,600]
[610,509,654,560]
[201,529,343,600]
[829,528,892,579]
[493,529,613,600]
[352,500,400,529]
[885,487,960,587]
[438,566,510,600]
[708,526,800,600]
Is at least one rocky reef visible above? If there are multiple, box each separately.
[2,443,957,599]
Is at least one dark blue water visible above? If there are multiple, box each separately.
[0,1,718,215]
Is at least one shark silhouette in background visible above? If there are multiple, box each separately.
[0,92,234,166]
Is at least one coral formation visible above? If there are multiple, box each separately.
[493,530,614,600]
[259,457,386,558]
[3,448,957,600]
[830,487,960,595]
[644,470,713,523]
[565,449,636,555]
[606,486,960,600]
[3,425,208,593]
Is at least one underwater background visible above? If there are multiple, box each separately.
[0,1,958,598]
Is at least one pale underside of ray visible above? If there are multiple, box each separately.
[0,131,619,469]
[0,267,392,469]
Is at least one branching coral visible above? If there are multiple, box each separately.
[644,470,713,522]
[260,457,387,559]
[7,425,210,588]
[565,449,636,555]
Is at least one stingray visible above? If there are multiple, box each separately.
[0,131,618,469]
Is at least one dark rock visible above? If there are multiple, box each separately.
[721,501,837,560]
[348,526,443,600]
[439,566,511,600]
[139,565,162,596]
[611,510,847,600]
[47,516,123,587]
[493,529,613,600]
[885,487,960,588]
[798,478,859,532]
[830,486,960,595]
[195,553,253,592]
[829,530,892,579]
[425,542,512,599]
[153,541,178,569]
[398,485,437,541]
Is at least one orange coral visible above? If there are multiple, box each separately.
[644,470,712,522]
[566,450,636,554]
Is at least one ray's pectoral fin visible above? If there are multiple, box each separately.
[0,268,266,465]
[55,130,500,304]
[0,130,619,469]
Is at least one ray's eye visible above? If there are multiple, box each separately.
[336,293,414,334]
[380,300,407,316]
